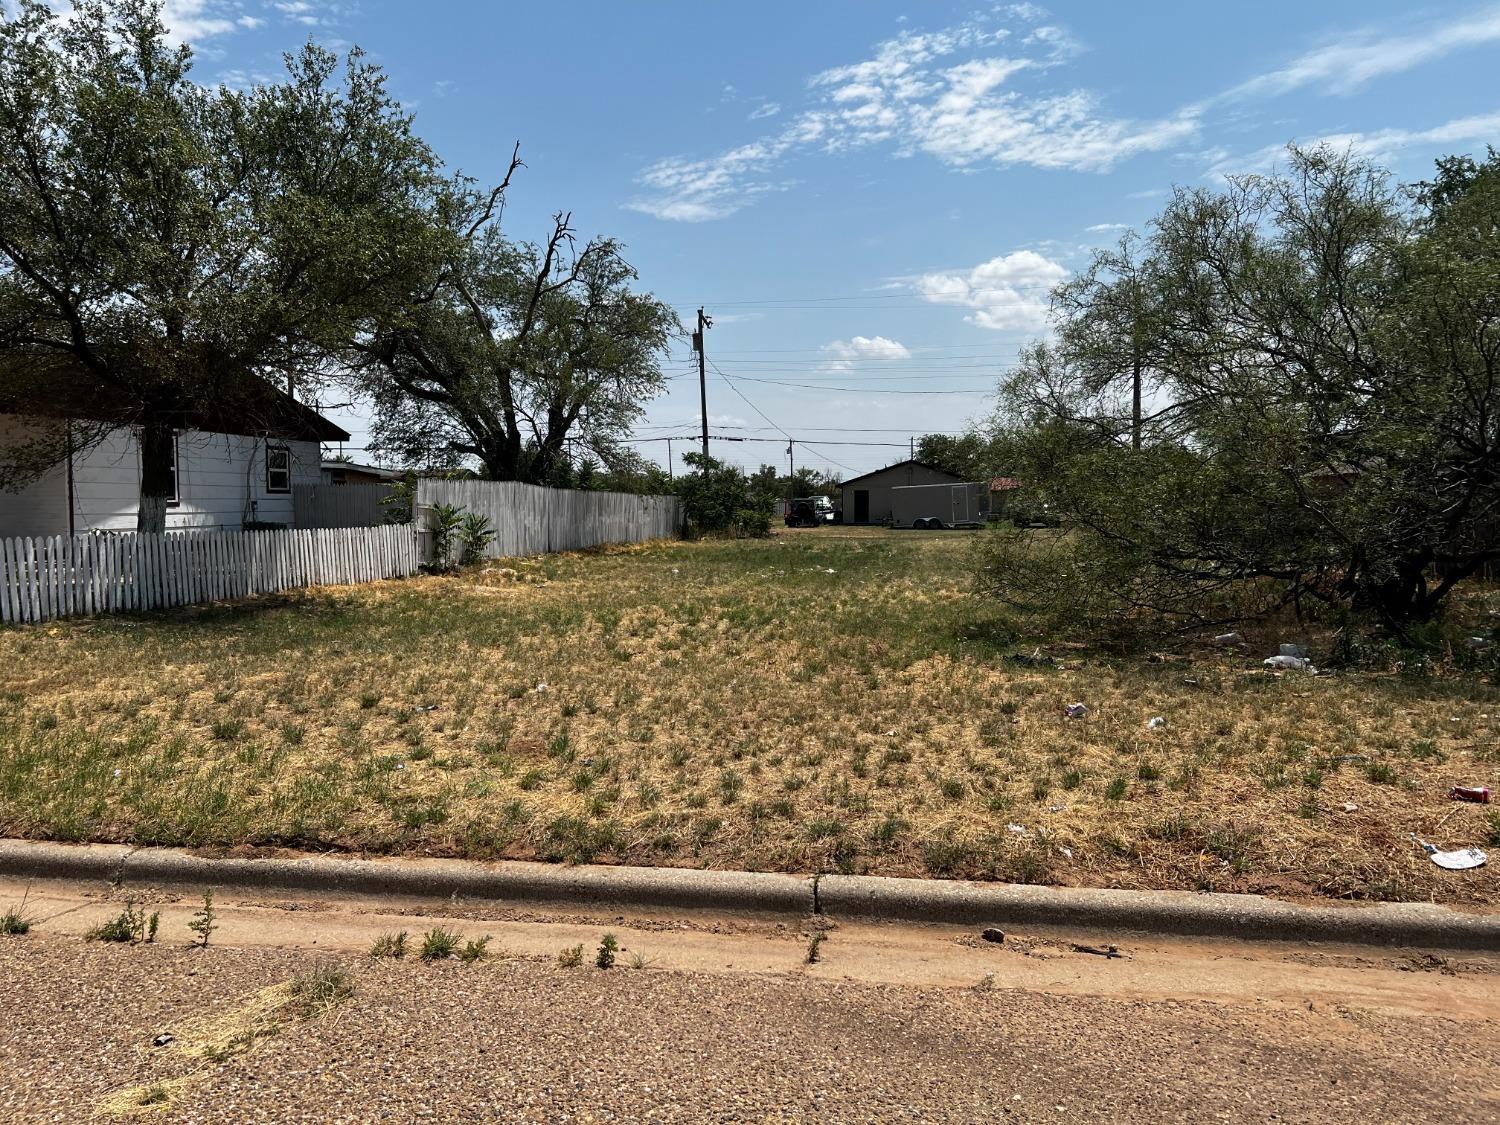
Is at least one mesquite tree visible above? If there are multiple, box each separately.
[993,146,1500,636]
[0,0,442,530]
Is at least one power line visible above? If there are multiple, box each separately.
[717,374,987,396]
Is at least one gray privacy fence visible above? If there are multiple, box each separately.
[0,525,419,624]
[415,478,681,558]
[293,483,395,529]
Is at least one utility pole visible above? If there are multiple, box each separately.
[909,435,915,459]
[787,440,795,495]
[692,307,712,460]
[666,437,673,481]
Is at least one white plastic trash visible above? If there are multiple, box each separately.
[1263,654,1315,671]
[1065,703,1089,719]
[1214,632,1242,645]
[1413,836,1488,871]
[1147,716,1166,730]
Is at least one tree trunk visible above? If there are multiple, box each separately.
[136,414,175,534]
[1131,346,1142,452]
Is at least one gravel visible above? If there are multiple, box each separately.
[2,935,1496,1123]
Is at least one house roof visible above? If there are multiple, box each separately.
[837,459,965,488]
[0,360,349,443]
[322,460,406,481]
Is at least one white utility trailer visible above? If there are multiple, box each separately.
[889,482,988,529]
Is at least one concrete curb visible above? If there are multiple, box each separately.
[815,875,1500,950]
[2,839,1497,949]
[0,840,813,918]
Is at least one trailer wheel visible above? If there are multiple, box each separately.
[928,518,945,531]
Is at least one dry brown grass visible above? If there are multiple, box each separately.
[2,527,1497,904]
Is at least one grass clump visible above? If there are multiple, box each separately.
[458,935,492,963]
[557,943,584,968]
[369,931,408,959]
[420,927,461,961]
[1,887,32,935]
[290,965,354,1017]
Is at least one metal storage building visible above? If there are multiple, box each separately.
[837,459,965,525]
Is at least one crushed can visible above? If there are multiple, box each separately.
[1448,785,1491,804]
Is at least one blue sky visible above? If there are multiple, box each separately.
[167,1,1500,479]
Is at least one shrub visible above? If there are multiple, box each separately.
[557,943,584,968]
[674,453,774,538]
[459,512,495,564]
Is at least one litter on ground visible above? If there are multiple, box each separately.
[1412,836,1488,870]
[1065,703,1089,719]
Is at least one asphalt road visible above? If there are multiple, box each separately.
[1,881,1497,1123]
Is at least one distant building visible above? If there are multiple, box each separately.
[837,459,965,525]
[321,459,406,486]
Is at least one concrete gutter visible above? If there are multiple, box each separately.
[2,839,1498,950]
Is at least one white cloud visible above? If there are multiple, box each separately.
[1222,6,1500,100]
[821,335,913,372]
[1085,222,1130,232]
[236,15,264,30]
[915,250,1067,331]
[158,1,239,44]
[1208,110,1500,178]
[748,102,781,120]
[628,11,1198,221]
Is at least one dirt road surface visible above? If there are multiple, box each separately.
[1,876,1497,1122]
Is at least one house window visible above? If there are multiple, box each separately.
[265,444,292,493]
[166,432,180,506]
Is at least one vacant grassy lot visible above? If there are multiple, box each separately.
[2,527,1497,904]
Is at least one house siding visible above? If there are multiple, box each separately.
[0,414,320,534]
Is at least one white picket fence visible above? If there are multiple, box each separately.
[0,524,419,625]
[416,479,681,558]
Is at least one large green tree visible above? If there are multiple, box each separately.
[993,146,1500,635]
[356,158,678,486]
[0,0,442,530]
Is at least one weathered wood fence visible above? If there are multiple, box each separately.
[0,525,419,625]
[415,479,680,558]
[293,483,395,529]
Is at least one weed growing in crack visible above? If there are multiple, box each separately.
[805,932,826,964]
[370,932,408,959]
[187,891,216,947]
[596,933,619,969]
[420,927,461,961]
[88,902,158,944]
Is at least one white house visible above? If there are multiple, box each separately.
[0,392,347,536]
